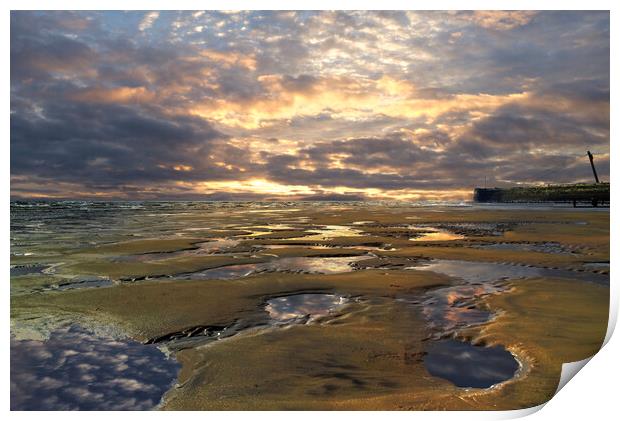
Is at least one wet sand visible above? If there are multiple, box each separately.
[10,204,609,410]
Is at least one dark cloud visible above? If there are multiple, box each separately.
[10,100,244,188]
[11,31,95,81]
[454,102,608,159]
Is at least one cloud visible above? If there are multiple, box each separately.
[468,11,537,30]
[190,74,527,130]
[70,86,156,103]
[139,11,160,32]
[10,11,610,200]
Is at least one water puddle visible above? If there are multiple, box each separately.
[173,256,371,280]
[583,262,610,269]
[419,284,499,333]
[423,339,519,389]
[409,259,609,285]
[254,256,370,274]
[408,226,465,242]
[52,276,113,291]
[260,244,332,250]
[350,246,396,252]
[260,244,395,252]
[409,257,607,386]
[11,251,36,257]
[287,225,364,241]
[246,209,301,213]
[193,238,241,253]
[10,324,179,410]
[10,264,49,276]
[113,238,241,262]
[265,293,349,323]
[251,224,297,230]
[173,264,257,280]
[474,242,578,255]
[436,222,514,236]
[237,225,300,238]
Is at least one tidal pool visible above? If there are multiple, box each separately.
[53,276,113,291]
[583,262,610,269]
[418,284,498,334]
[408,226,465,242]
[259,244,332,250]
[234,224,302,238]
[436,222,513,236]
[474,242,577,255]
[10,324,179,410]
[286,225,364,240]
[113,238,241,262]
[173,256,371,280]
[265,293,348,323]
[260,244,395,252]
[424,339,519,388]
[406,259,609,342]
[192,238,241,253]
[409,259,609,285]
[10,264,49,276]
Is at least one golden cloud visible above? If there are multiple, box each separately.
[199,49,257,70]
[70,86,155,104]
[469,11,537,30]
[168,177,472,202]
[189,74,528,129]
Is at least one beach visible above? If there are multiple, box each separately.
[10,201,609,410]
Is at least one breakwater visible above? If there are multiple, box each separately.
[474,183,609,206]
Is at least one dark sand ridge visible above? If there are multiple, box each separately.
[58,255,273,280]
[12,234,607,288]
[57,246,372,281]
[9,237,209,268]
[11,269,452,342]
[10,207,609,410]
[9,244,373,295]
[9,232,251,267]
[238,237,607,273]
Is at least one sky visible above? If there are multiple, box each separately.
[10,10,610,201]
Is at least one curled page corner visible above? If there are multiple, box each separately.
[489,356,597,420]
[494,402,547,419]
[555,356,593,395]
[603,289,617,347]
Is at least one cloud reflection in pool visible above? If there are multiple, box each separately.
[11,325,179,410]
[424,339,519,389]
[265,293,348,323]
